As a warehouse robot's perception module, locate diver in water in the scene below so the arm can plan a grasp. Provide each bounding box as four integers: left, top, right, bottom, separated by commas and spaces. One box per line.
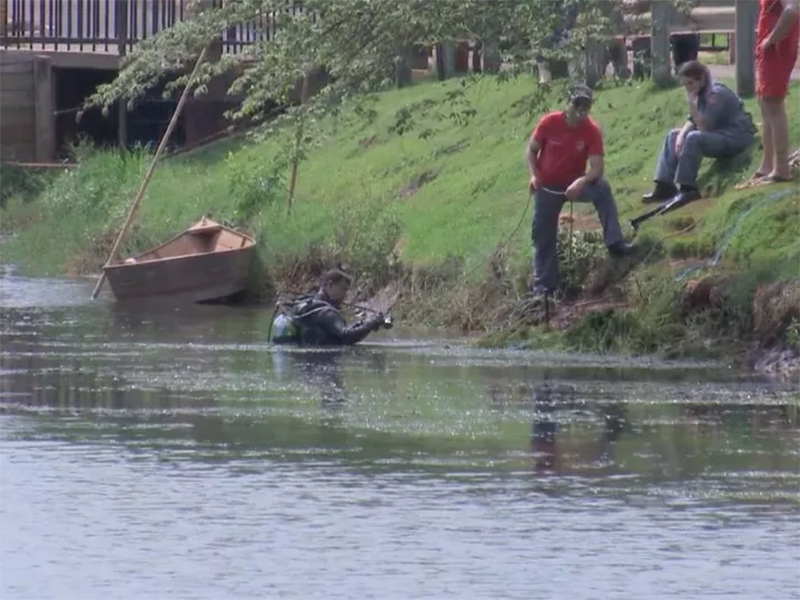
271, 269, 392, 346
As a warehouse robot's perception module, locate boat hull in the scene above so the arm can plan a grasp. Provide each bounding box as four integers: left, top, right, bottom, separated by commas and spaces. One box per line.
104, 245, 255, 303
102, 217, 256, 304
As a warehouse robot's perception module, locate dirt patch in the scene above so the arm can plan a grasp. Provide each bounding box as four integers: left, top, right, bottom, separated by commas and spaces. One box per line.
498, 293, 629, 331
549, 297, 630, 330
753, 281, 800, 346
399, 169, 439, 200
679, 273, 734, 314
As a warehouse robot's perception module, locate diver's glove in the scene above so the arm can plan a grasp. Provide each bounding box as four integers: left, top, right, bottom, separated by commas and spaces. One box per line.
372, 313, 394, 330
368, 313, 386, 331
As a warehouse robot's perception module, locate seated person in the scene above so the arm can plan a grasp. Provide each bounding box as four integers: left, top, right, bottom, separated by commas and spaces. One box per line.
293, 269, 387, 346
643, 60, 756, 205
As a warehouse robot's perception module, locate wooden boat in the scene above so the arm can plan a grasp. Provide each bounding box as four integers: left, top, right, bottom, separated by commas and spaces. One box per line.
103, 216, 256, 303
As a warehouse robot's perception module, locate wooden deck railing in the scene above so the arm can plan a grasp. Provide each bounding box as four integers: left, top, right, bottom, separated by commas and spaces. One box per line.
0, 0, 309, 55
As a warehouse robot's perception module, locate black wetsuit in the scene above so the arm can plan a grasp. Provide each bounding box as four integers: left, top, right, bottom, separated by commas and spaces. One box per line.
294, 292, 381, 346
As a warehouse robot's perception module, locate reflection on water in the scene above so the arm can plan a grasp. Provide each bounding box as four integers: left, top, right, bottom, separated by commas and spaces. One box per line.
1, 268, 799, 600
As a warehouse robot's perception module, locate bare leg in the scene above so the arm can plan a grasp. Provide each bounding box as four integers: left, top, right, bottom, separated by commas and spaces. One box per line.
757, 98, 775, 176
766, 97, 792, 180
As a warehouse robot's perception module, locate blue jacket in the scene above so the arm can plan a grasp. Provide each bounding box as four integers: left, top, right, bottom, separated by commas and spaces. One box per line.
688, 81, 756, 137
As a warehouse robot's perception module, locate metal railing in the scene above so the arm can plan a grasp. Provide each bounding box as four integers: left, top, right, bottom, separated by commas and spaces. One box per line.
0, 0, 186, 53
0, 0, 313, 55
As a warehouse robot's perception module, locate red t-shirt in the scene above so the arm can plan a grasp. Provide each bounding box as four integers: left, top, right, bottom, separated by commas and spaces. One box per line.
531, 112, 604, 189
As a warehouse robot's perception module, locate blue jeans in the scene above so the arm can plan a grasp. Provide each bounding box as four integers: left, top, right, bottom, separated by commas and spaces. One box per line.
655, 128, 754, 188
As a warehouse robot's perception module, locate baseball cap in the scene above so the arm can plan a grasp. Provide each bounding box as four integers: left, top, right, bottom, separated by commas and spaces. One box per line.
568, 84, 593, 104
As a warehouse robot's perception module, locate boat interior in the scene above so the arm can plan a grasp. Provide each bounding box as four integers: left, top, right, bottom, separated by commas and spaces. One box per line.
123, 221, 253, 264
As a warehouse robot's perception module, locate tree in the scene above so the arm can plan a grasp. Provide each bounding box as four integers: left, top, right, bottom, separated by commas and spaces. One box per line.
86, 0, 654, 208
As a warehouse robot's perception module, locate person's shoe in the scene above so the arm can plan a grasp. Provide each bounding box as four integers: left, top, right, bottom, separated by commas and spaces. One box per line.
642, 181, 677, 204
527, 286, 554, 299
672, 186, 701, 204
607, 241, 635, 257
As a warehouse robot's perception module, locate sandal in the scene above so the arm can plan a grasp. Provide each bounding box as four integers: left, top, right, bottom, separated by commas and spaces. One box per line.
751, 173, 793, 186
734, 171, 770, 190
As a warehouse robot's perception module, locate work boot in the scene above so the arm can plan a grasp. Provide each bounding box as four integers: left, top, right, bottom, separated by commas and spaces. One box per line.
642, 181, 678, 204
672, 186, 701, 204
607, 241, 635, 257
527, 286, 554, 300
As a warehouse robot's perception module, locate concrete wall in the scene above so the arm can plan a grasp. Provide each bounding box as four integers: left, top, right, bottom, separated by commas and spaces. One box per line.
0, 50, 53, 161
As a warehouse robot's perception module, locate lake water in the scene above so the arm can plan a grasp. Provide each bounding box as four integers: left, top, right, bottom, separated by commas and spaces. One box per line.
1, 265, 798, 599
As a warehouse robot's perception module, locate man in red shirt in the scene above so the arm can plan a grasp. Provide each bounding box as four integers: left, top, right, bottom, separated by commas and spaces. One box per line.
525, 86, 633, 297
751, 0, 799, 184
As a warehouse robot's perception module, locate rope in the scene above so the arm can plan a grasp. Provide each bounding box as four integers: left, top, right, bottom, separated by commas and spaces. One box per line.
461, 190, 532, 280
459, 186, 578, 286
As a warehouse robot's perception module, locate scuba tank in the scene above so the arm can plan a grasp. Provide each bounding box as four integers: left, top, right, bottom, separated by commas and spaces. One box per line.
268, 294, 319, 344
271, 312, 299, 344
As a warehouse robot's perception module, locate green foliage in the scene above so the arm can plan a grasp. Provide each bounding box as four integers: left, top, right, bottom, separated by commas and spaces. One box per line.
565, 309, 643, 353
39, 143, 147, 217
84, 0, 639, 146
0, 165, 50, 206
332, 195, 402, 291
557, 229, 605, 299
224, 149, 287, 223
564, 265, 687, 356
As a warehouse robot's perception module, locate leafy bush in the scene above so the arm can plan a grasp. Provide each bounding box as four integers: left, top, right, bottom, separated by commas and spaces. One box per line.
557, 229, 605, 299
332, 195, 402, 292
0, 165, 50, 206
224, 149, 287, 223
40, 142, 148, 216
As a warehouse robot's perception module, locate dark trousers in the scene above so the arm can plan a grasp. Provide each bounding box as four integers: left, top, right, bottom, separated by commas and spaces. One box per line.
532, 178, 625, 293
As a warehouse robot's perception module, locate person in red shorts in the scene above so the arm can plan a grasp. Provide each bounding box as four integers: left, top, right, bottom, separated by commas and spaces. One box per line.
525, 85, 633, 298
752, 0, 799, 184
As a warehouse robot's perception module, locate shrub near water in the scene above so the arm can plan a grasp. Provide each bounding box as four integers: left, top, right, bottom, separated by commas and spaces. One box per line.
1, 147, 150, 273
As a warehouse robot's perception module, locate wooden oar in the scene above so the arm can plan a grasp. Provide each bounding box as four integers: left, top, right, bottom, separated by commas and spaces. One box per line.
91, 46, 209, 300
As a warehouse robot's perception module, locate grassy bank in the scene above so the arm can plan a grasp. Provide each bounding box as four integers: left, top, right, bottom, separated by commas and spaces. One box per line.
2, 75, 799, 364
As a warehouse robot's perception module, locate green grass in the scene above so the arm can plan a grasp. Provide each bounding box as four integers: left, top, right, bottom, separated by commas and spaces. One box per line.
2, 74, 799, 357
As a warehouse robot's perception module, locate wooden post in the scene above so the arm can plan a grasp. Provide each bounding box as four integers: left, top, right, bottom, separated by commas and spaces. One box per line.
483, 40, 502, 73
442, 42, 455, 78
117, 0, 129, 148
734, 2, 758, 97
472, 41, 482, 73
287, 70, 311, 212
728, 32, 736, 64
435, 42, 455, 80
33, 55, 54, 162
434, 43, 445, 80
651, 1, 673, 87
395, 45, 413, 88
118, 98, 127, 149
91, 47, 209, 300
